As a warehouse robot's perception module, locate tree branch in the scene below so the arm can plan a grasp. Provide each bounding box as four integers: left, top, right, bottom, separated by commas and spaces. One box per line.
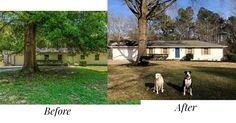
124, 0, 140, 18
146, 0, 176, 19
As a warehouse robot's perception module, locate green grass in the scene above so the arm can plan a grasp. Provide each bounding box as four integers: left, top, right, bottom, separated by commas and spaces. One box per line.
0, 66, 139, 104
108, 61, 236, 100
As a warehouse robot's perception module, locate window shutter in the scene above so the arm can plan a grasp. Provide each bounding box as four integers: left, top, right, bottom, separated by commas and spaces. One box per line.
208, 48, 211, 55
201, 48, 204, 55
153, 48, 155, 54
185, 48, 187, 54
168, 48, 170, 54
160, 48, 163, 54
192, 48, 195, 54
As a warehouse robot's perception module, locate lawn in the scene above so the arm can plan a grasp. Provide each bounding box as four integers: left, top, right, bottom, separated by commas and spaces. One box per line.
108, 61, 236, 100
0, 66, 139, 104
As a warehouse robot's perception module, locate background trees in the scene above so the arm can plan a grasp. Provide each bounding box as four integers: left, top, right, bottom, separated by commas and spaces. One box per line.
0, 11, 107, 73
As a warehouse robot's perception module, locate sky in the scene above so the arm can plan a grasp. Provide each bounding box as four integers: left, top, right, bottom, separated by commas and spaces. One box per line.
109, 0, 235, 19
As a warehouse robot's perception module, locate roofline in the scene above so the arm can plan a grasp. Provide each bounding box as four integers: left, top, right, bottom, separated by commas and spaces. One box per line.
148, 46, 228, 48
111, 46, 227, 48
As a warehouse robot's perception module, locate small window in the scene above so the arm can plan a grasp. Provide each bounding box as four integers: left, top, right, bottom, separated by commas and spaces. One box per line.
188, 48, 192, 54
95, 54, 100, 61
204, 48, 209, 55
44, 54, 49, 60
80, 55, 85, 60
149, 48, 153, 54
163, 48, 168, 54
58, 54, 62, 61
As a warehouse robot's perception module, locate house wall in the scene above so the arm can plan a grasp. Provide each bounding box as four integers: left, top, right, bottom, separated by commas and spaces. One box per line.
9, 53, 107, 66
112, 47, 138, 61
112, 47, 224, 61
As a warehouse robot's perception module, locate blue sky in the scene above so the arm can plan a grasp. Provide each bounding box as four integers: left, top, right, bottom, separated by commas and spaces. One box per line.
109, 0, 234, 19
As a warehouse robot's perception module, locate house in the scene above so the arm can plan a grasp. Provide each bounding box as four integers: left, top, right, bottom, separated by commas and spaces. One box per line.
110, 40, 227, 61
3, 48, 107, 66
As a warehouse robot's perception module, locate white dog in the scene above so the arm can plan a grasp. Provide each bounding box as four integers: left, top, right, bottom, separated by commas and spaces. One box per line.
154, 73, 164, 94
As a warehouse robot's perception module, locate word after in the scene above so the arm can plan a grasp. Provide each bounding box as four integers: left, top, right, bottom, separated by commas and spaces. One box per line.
174, 103, 197, 113
44, 107, 71, 117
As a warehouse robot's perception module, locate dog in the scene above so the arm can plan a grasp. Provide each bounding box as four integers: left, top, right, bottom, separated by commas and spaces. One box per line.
154, 73, 164, 94
182, 71, 193, 96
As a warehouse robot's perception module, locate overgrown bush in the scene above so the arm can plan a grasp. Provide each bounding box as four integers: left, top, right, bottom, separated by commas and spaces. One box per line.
185, 53, 194, 61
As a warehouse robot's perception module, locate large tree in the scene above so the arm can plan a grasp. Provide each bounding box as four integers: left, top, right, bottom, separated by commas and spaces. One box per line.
0, 11, 107, 73
124, 0, 176, 63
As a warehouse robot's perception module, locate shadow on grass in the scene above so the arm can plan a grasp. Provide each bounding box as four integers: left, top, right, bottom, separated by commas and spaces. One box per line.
166, 82, 183, 92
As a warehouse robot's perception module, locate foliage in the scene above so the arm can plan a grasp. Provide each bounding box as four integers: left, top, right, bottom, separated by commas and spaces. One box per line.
176, 7, 194, 40
0, 11, 107, 54
226, 54, 236, 62
185, 53, 194, 61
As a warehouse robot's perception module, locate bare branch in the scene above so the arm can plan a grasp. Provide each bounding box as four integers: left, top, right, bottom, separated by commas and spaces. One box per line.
146, 0, 176, 19
124, 0, 140, 18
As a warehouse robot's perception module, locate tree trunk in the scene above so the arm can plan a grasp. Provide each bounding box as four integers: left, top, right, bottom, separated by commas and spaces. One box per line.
21, 22, 39, 73
136, 0, 148, 63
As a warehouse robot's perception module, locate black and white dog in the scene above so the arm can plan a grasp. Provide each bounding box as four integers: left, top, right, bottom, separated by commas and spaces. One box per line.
182, 71, 193, 96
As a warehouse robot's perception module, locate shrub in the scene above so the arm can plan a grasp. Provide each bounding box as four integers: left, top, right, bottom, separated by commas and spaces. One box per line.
185, 53, 194, 61
226, 54, 236, 62
79, 61, 87, 66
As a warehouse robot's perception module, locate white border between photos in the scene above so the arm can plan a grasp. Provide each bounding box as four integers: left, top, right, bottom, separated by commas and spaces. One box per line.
0, 0, 107, 11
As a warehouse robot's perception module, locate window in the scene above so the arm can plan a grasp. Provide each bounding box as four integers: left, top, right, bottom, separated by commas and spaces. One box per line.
58, 54, 62, 61
44, 54, 49, 61
204, 48, 209, 55
95, 54, 100, 61
80, 55, 85, 60
188, 48, 192, 54
149, 48, 153, 54
163, 48, 168, 54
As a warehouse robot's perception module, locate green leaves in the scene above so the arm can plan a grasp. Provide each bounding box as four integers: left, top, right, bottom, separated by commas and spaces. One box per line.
0, 11, 107, 54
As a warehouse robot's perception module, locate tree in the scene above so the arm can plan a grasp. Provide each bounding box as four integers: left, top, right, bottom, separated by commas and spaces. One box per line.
224, 16, 236, 54
150, 13, 177, 40
176, 7, 194, 40
108, 13, 137, 42
124, 0, 176, 63
196, 7, 224, 43
0, 12, 107, 73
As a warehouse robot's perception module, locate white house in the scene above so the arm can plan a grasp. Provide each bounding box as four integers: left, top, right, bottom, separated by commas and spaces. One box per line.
110, 40, 227, 61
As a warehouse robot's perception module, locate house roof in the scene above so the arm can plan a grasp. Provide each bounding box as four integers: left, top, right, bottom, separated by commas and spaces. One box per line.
147, 40, 227, 48
36, 48, 79, 53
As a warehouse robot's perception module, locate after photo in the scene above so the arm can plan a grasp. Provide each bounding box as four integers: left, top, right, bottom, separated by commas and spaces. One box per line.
108, 0, 236, 100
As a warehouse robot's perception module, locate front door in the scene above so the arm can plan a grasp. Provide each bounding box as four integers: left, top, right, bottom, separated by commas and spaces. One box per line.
175, 48, 180, 58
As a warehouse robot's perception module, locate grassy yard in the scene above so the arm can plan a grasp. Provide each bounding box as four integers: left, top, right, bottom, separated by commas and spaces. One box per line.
108, 61, 236, 100
0, 66, 139, 104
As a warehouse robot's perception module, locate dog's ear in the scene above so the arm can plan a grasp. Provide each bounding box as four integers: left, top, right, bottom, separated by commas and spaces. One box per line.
184, 71, 187, 74
189, 71, 192, 73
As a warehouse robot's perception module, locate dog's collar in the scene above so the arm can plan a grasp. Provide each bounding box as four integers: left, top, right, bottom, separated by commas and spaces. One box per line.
185, 77, 191, 80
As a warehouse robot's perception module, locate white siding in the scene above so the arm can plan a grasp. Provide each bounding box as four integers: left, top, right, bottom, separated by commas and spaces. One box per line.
112, 47, 224, 61
112, 47, 138, 61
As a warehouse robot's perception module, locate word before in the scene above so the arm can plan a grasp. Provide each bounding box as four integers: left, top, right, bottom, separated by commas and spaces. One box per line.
174, 103, 197, 113
44, 107, 71, 117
